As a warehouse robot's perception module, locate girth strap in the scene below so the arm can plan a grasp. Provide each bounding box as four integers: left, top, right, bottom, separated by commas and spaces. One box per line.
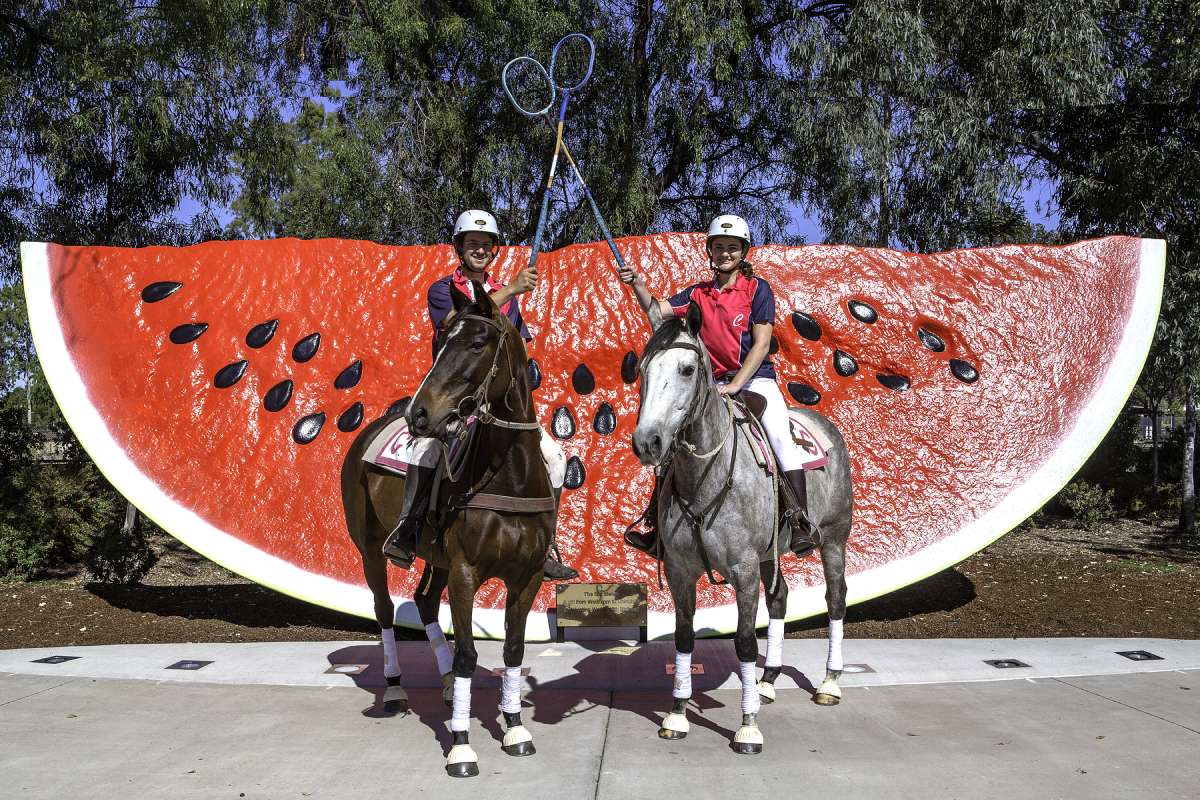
462, 492, 556, 514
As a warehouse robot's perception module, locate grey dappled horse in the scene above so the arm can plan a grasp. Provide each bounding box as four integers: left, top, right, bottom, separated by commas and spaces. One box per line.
631, 303, 853, 754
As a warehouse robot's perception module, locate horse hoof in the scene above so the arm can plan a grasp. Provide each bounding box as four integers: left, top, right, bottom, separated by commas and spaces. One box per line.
502, 740, 536, 757
757, 680, 776, 704
814, 693, 841, 706
502, 724, 535, 757
658, 711, 689, 739
446, 744, 479, 778
733, 724, 763, 754
382, 685, 408, 713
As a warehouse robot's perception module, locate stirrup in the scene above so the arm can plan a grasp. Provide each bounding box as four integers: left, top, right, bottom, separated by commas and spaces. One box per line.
786, 512, 822, 558
382, 521, 418, 569
543, 556, 579, 581
624, 527, 658, 555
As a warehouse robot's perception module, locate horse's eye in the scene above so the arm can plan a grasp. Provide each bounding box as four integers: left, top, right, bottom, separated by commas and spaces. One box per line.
470, 340, 486, 352
680, 365, 696, 377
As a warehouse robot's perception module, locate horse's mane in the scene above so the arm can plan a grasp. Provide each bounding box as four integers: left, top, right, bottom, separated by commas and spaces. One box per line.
641, 315, 688, 360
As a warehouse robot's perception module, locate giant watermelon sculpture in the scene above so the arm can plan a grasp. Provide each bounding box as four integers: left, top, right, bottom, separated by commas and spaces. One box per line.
19, 235, 1163, 639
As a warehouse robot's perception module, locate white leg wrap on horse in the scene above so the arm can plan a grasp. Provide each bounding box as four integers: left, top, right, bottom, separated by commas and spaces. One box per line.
500, 666, 523, 714
672, 651, 693, 699
381, 627, 401, 678
827, 618, 844, 671
450, 676, 472, 732
765, 618, 784, 668
425, 622, 454, 676
740, 661, 761, 715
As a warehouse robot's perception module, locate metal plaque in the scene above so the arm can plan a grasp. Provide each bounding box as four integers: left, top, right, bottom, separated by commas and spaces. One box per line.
1115, 650, 1163, 661
166, 660, 213, 671
555, 583, 647, 629
31, 655, 80, 664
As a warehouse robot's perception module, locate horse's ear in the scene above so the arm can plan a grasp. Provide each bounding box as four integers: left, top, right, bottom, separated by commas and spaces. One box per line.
451, 284, 472, 313
471, 280, 497, 315
648, 301, 666, 330
685, 300, 703, 336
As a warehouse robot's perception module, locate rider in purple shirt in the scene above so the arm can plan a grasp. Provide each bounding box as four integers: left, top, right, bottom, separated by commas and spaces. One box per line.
382, 210, 578, 581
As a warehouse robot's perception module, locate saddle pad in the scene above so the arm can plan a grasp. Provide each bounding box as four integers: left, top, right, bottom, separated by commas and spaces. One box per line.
362, 416, 411, 475
787, 409, 833, 470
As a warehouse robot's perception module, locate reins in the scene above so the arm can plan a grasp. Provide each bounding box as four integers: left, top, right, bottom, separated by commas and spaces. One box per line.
636, 334, 782, 592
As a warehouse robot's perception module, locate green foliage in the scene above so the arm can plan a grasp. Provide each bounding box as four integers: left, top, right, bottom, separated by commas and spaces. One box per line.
84, 510, 157, 585
1057, 480, 1118, 530
0, 408, 130, 580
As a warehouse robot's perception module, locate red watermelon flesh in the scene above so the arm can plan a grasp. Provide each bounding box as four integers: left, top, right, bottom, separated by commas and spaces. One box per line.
19, 235, 1163, 639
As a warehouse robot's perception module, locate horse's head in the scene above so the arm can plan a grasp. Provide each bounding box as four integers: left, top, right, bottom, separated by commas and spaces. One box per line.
632, 300, 710, 467
407, 280, 526, 437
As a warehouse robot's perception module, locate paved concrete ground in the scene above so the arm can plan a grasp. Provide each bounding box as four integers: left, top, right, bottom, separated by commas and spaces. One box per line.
2, 639, 1198, 798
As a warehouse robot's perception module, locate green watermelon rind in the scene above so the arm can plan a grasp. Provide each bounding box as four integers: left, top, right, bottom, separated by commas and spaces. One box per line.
20, 238, 1165, 641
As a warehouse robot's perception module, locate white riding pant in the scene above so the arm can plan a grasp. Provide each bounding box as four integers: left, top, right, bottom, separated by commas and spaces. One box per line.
719, 376, 806, 472
404, 425, 566, 489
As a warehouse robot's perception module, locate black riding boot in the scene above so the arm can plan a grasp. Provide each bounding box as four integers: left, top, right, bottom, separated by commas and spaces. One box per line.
782, 468, 822, 558
543, 487, 579, 581
382, 465, 437, 569
624, 474, 661, 555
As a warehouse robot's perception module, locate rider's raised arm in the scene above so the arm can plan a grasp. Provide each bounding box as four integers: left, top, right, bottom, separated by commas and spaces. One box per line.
617, 264, 673, 323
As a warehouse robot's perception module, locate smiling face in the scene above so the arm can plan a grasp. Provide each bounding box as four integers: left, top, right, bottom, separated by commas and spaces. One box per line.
707, 235, 746, 272
456, 231, 497, 274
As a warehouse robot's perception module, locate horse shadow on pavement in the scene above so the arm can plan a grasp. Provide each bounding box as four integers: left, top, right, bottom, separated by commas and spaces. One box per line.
325, 638, 818, 750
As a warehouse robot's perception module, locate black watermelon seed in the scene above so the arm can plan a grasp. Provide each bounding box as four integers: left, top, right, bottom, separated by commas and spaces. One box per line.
387, 396, 411, 416
292, 332, 321, 363
917, 327, 945, 352
214, 360, 248, 389
876, 373, 910, 391
791, 312, 822, 341
551, 406, 576, 439
621, 351, 638, 384
263, 380, 294, 412
848, 300, 878, 324
833, 350, 858, 377
593, 402, 616, 435
572, 364, 595, 395
169, 322, 208, 344
334, 360, 362, 390
141, 281, 182, 303
337, 402, 364, 432
787, 382, 822, 405
564, 456, 585, 489
246, 319, 279, 349
769, 335, 780, 355
949, 359, 979, 383
527, 358, 542, 390
293, 412, 326, 444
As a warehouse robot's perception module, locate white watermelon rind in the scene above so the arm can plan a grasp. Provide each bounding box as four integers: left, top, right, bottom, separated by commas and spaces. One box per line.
20, 238, 1165, 641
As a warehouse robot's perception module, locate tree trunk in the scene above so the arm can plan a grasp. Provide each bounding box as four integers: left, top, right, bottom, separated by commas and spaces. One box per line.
1180, 381, 1196, 538
1150, 405, 1160, 503
122, 501, 138, 535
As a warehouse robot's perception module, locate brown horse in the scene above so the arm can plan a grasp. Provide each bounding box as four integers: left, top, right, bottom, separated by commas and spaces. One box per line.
340, 281, 554, 778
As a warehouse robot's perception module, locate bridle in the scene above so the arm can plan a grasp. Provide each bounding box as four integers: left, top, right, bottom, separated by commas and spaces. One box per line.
637, 335, 730, 465
440, 311, 541, 437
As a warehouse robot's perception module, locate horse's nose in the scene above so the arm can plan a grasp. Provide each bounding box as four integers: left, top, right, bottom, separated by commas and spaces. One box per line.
407, 404, 429, 435
631, 429, 663, 466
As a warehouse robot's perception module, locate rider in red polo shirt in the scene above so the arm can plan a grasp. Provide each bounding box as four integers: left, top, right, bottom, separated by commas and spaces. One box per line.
381, 209, 578, 581
617, 214, 821, 558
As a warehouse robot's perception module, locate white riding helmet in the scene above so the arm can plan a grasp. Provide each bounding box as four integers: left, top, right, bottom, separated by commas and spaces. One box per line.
705, 214, 752, 251
453, 209, 501, 246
